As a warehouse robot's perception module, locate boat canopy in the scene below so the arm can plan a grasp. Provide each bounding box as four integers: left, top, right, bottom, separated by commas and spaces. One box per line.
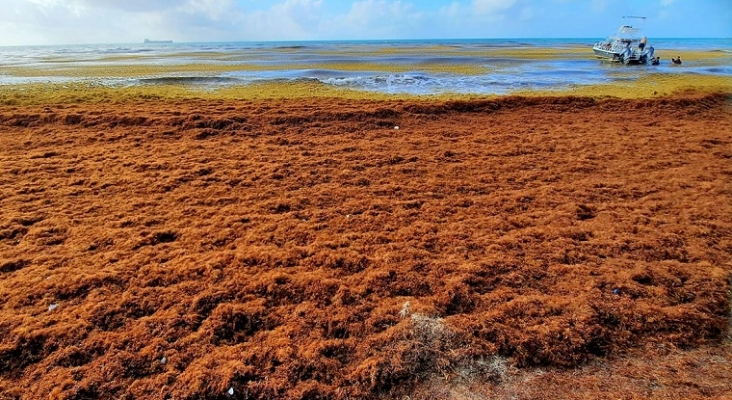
607, 16, 646, 42
617, 25, 641, 38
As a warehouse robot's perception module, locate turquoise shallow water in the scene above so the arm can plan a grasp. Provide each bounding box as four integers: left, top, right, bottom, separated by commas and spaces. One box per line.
0, 38, 729, 95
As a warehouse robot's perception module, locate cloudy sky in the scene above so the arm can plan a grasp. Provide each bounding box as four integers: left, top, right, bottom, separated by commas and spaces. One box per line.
1, 0, 730, 46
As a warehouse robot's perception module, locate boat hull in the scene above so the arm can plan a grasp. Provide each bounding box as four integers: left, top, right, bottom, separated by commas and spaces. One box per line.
593, 47, 622, 62
593, 45, 651, 65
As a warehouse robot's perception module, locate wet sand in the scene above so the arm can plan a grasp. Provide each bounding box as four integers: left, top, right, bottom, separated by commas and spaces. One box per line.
1, 93, 731, 399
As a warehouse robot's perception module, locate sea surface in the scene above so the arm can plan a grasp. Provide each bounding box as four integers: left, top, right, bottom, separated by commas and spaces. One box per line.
0, 38, 730, 95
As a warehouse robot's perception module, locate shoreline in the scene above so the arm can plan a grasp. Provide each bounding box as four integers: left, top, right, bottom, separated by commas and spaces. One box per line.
1, 79, 731, 107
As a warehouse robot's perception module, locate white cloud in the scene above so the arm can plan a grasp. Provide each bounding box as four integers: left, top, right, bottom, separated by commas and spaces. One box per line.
0, 0, 245, 45
237, 0, 327, 40
348, 1, 413, 23
19, 0, 236, 16
21, 0, 85, 15
22, 0, 166, 13
178, 0, 239, 20
86, 0, 172, 11
342, 0, 420, 35
271, 0, 325, 26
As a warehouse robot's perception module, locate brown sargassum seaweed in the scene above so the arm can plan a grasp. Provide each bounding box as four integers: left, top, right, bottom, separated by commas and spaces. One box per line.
0, 93, 731, 399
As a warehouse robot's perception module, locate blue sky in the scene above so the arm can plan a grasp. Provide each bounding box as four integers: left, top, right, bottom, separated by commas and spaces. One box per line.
0, 0, 730, 46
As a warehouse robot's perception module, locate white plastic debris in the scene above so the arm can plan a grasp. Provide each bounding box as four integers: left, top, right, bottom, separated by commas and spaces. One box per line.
399, 301, 411, 319
228, 387, 234, 396
394, 126, 400, 130
48, 303, 58, 312
160, 356, 167, 364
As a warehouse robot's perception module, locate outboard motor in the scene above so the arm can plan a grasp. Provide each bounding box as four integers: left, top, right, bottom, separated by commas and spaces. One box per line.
622, 47, 632, 64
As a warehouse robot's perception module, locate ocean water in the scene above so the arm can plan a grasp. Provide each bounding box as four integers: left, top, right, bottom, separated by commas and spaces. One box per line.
0, 38, 729, 95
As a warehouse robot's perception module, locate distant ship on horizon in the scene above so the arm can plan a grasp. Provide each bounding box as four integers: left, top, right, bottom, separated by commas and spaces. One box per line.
144, 39, 173, 44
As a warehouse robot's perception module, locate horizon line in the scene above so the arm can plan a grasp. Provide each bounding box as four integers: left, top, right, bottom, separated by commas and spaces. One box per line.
1, 37, 730, 48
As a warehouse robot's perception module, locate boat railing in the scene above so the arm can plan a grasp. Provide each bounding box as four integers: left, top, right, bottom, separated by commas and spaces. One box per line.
594, 41, 613, 51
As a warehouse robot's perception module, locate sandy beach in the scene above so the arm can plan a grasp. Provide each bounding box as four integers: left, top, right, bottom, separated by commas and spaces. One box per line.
0, 92, 730, 399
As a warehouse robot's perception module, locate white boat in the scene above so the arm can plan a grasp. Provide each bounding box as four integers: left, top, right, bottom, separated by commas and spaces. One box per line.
593, 17, 654, 64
